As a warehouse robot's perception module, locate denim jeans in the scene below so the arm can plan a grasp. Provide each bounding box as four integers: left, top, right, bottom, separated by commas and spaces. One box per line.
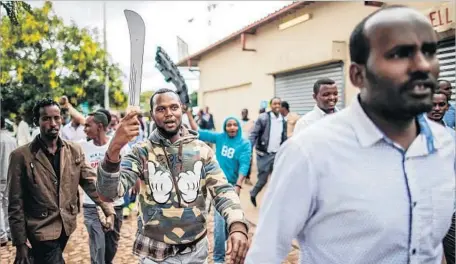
139, 237, 209, 264
213, 210, 228, 263
83, 206, 123, 264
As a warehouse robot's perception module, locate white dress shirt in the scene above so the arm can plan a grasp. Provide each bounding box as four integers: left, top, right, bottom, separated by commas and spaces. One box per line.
267, 112, 283, 153
16, 120, 31, 146
294, 105, 339, 134
246, 96, 455, 264
61, 122, 86, 141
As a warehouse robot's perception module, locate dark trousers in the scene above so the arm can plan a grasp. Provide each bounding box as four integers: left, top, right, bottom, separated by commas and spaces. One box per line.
250, 152, 276, 198
29, 230, 69, 264
83, 205, 123, 264
245, 158, 252, 180
443, 213, 455, 264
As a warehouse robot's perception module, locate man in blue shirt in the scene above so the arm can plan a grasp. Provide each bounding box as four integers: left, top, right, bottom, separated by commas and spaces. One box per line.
440, 79, 455, 129
426, 90, 455, 264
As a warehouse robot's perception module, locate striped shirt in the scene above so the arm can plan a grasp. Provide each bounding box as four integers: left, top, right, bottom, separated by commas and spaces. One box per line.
246, 95, 455, 264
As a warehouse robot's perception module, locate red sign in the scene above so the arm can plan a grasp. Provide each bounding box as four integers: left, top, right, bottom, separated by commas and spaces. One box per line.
426, 4, 455, 32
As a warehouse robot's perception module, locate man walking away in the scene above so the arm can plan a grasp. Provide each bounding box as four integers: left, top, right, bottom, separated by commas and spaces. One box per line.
439, 79, 455, 129
0, 116, 17, 246
80, 111, 130, 264
8, 99, 115, 264
294, 78, 339, 134
186, 109, 252, 264
249, 97, 287, 207
280, 101, 300, 138
246, 6, 454, 264
240, 109, 254, 185
96, 88, 249, 264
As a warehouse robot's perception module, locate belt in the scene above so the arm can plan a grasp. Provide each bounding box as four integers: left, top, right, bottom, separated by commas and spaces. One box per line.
175, 231, 207, 254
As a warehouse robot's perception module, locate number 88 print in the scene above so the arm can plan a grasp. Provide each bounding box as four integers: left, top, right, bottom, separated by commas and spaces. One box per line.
221, 145, 235, 159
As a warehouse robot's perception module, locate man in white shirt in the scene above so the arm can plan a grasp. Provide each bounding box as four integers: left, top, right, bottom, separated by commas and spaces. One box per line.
59, 96, 87, 141
246, 6, 454, 264
0, 116, 17, 246
80, 111, 130, 264
248, 97, 287, 207
294, 78, 339, 134
15, 116, 31, 146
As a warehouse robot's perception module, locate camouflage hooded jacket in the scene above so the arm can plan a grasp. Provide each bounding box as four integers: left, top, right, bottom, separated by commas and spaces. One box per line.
97, 126, 248, 245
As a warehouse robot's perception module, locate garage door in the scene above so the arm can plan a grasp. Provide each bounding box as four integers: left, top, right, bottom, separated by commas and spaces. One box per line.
274, 62, 345, 115
437, 37, 455, 101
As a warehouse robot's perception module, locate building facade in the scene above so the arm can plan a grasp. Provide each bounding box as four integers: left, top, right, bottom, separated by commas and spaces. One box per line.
178, 1, 455, 130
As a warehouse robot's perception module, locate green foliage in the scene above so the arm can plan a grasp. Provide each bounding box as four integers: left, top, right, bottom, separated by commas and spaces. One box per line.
140, 90, 155, 113
0, 1, 127, 123
190, 90, 198, 107
0, 1, 33, 26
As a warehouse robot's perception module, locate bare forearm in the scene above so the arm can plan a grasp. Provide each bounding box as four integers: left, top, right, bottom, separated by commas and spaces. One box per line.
186, 111, 199, 131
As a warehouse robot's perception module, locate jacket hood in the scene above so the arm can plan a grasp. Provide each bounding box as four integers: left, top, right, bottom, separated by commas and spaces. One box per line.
222, 116, 243, 142
149, 125, 198, 146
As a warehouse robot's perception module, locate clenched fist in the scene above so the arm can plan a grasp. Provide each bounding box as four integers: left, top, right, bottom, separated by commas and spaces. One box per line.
148, 162, 173, 203
107, 109, 141, 159
177, 161, 203, 203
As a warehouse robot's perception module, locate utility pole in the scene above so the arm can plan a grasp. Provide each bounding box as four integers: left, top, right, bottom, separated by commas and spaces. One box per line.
103, 1, 109, 110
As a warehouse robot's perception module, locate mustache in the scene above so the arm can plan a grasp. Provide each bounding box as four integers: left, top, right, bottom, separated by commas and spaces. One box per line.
400, 72, 437, 93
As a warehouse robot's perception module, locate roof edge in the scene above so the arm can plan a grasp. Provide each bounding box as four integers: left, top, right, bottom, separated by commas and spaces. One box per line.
177, 1, 311, 67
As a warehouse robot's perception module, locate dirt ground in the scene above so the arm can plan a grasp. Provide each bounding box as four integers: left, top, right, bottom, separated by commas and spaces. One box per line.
1, 204, 298, 264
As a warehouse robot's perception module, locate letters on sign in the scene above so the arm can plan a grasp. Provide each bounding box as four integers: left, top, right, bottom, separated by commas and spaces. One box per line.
427, 4, 455, 32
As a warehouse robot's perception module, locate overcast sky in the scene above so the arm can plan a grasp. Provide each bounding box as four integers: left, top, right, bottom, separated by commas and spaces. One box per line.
28, 1, 292, 93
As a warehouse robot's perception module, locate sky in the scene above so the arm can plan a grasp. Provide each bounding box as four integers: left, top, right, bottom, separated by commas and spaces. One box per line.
28, 1, 293, 94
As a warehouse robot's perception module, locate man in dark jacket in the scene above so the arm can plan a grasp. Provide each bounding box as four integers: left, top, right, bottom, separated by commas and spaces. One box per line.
249, 97, 287, 206
8, 98, 115, 264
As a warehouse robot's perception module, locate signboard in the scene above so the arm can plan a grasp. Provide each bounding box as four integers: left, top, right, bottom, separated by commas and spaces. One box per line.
426, 3, 455, 33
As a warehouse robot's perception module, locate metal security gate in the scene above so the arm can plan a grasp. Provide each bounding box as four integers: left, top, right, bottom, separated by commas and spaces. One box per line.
437, 38, 455, 101
274, 62, 345, 115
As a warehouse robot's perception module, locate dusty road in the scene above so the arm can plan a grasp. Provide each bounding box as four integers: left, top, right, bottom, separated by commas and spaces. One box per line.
0, 210, 298, 264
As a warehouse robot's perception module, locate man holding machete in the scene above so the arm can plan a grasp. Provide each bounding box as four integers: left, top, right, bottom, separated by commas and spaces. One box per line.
96, 88, 249, 264
96, 10, 249, 264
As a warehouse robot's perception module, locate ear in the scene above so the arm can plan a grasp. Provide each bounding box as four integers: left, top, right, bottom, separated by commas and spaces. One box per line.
349, 63, 365, 89
312, 93, 317, 100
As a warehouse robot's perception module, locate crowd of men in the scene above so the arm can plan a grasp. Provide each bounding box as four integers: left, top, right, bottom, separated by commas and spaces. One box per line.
0, 4, 455, 264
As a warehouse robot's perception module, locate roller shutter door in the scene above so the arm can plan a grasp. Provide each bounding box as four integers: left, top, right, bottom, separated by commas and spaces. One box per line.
274, 62, 345, 115
437, 38, 455, 101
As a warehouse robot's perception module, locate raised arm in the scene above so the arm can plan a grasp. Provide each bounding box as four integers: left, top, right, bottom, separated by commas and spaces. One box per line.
186, 109, 219, 143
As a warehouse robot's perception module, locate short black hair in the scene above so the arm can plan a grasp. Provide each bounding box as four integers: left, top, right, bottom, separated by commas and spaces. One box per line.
32, 98, 60, 126
96, 108, 112, 124
434, 90, 450, 103
349, 5, 408, 64
281, 101, 290, 111
149, 88, 181, 110
1, 116, 5, 129
438, 79, 453, 88
88, 111, 110, 128
269, 97, 281, 105
313, 78, 336, 94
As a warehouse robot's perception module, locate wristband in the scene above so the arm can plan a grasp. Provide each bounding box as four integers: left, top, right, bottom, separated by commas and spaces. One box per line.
235, 184, 242, 189
229, 230, 249, 239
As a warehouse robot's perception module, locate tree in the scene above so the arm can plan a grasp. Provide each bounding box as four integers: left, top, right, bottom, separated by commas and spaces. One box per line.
0, 1, 32, 25
0, 1, 127, 123
190, 90, 198, 107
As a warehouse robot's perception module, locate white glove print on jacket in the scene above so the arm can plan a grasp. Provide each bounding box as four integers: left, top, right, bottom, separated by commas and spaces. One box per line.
177, 161, 203, 203
148, 161, 173, 203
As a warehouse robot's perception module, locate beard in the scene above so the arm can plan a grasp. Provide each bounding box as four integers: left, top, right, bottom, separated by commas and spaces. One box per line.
157, 122, 181, 139
364, 66, 435, 121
